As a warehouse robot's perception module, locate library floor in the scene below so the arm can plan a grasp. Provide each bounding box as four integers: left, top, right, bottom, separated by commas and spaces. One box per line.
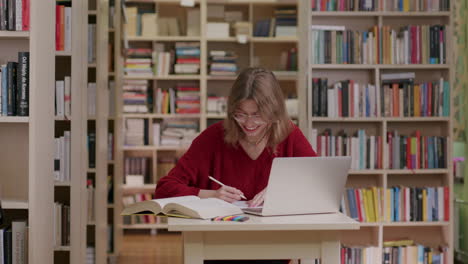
118, 232, 183, 264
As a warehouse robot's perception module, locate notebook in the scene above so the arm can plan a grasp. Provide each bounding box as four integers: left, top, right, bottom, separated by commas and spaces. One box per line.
243, 156, 351, 216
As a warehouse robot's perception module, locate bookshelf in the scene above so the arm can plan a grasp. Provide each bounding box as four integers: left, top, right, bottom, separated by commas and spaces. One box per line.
307, 0, 454, 263
111, 0, 304, 256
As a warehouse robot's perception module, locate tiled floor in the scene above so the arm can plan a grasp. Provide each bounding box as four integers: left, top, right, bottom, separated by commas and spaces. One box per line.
118, 232, 183, 264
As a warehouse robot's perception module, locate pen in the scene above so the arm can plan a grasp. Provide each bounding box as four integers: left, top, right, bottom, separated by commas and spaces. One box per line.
208, 176, 247, 200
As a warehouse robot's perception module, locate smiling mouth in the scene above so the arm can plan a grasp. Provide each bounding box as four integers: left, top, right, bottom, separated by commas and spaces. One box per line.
243, 125, 259, 132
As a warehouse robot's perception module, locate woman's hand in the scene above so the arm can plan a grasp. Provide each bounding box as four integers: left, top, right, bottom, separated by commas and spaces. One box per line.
199, 186, 245, 203
248, 188, 266, 207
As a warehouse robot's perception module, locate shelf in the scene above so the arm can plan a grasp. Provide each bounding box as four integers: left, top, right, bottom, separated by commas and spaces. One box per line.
310, 117, 450, 122
207, 75, 237, 81
0, 31, 30, 38
54, 181, 71, 187
358, 222, 381, 227
251, 37, 298, 43
127, 36, 201, 42
385, 117, 450, 122
88, 63, 97, 68
123, 146, 157, 151
108, 204, 115, 208
109, 72, 115, 76
207, 37, 239, 42
122, 184, 157, 191
382, 221, 450, 227
126, 0, 200, 3
2, 199, 28, 210
109, 28, 115, 32
88, 168, 96, 173
123, 113, 201, 119
55, 116, 70, 121
206, 113, 227, 119
311, 11, 450, 17
88, 221, 96, 225
348, 170, 385, 175
386, 169, 449, 174
54, 246, 71, 251
55, 51, 72, 56
310, 64, 450, 70
120, 224, 168, 229
124, 75, 201, 80
88, 10, 97, 15
0, 116, 29, 123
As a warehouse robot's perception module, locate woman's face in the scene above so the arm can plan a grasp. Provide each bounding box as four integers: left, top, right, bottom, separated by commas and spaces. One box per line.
233, 99, 269, 140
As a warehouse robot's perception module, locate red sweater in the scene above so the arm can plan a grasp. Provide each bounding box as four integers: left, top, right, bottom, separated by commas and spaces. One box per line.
154, 122, 317, 199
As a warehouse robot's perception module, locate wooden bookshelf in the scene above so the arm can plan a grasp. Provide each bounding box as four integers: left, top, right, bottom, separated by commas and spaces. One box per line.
307, 1, 454, 262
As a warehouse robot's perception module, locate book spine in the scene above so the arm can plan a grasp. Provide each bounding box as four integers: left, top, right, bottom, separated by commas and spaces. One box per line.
7, 0, 14, 30
21, 0, 27, 30
7, 62, 17, 116
0, 0, 5, 30
17, 52, 28, 116
14, 0, 20, 30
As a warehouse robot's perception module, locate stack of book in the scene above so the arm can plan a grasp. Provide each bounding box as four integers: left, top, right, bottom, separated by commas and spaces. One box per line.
310, 129, 383, 170
313, 0, 377, 11
124, 118, 147, 146
124, 48, 153, 76
274, 7, 297, 37
55, 76, 71, 119
174, 42, 200, 75
0, 52, 30, 116
341, 245, 380, 264
159, 119, 199, 147
175, 83, 200, 114
209, 50, 238, 76
123, 79, 149, 113
386, 130, 447, 169
54, 131, 71, 183
386, 186, 449, 222
381, 73, 450, 117
312, 78, 379, 118
341, 187, 383, 222
55, 1, 71, 52
311, 25, 447, 64
207, 96, 227, 115
382, 240, 448, 264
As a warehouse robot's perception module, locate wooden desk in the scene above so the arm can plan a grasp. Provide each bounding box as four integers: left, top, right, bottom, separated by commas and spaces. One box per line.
168, 213, 359, 264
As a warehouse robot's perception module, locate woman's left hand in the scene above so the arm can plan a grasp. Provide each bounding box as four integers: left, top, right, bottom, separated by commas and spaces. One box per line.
248, 188, 266, 207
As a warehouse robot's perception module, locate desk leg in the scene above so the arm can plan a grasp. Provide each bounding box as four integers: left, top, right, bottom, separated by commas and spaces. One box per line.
320, 232, 340, 264
183, 232, 204, 264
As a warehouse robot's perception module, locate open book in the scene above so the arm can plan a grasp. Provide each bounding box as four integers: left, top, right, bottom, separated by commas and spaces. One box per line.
120, 196, 243, 220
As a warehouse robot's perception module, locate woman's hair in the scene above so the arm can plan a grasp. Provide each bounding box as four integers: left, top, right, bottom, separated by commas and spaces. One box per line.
223, 67, 292, 150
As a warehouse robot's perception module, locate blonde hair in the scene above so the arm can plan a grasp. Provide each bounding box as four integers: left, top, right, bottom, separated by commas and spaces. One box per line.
223, 67, 292, 151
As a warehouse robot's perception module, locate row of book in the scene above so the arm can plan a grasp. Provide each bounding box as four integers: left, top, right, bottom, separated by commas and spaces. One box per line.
341, 186, 449, 223
0, 0, 29, 31
312, 78, 379, 118
253, 7, 297, 37
55, 76, 71, 119
124, 157, 152, 184
154, 84, 200, 114
387, 131, 447, 169
123, 79, 149, 113
311, 75, 450, 118
54, 131, 71, 183
0, 52, 29, 116
381, 73, 450, 118
56, 2, 71, 52
382, 240, 448, 264
313, 0, 450, 11
54, 202, 70, 247
125, 48, 153, 76
0, 221, 27, 264
310, 129, 383, 170
209, 50, 237, 76
311, 25, 446, 65
340, 246, 380, 264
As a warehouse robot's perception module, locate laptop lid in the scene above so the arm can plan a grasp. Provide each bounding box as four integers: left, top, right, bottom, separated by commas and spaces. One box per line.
260, 156, 351, 216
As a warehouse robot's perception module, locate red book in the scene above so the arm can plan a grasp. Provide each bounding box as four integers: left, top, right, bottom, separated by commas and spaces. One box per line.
349, 80, 354, 117
355, 189, 363, 222
411, 26, 416, 64
341, 247, 346, 264
176, 58, 200, 64
56, 5, 61, 51
22, 0, 30, 31
317, 135, 322, 156
444, 186, 449, 221
415, 130, 421, 169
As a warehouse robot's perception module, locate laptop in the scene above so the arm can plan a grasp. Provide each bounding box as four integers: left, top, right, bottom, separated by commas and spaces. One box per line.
242, 156, 351, 216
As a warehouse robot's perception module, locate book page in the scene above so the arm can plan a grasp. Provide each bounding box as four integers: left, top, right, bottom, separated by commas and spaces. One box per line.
121, 195, 199, 215
156, 195, 199, 208
163, 198, 243, 219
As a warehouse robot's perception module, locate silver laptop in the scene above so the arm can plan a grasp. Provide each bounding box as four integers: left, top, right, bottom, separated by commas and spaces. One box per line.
243, 156, 351, 216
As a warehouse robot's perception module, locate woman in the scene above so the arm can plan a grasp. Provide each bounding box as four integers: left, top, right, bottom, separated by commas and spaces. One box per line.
155, 67, 316, 263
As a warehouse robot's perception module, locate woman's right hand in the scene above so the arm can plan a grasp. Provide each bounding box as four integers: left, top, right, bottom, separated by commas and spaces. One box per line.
213, 186, 245, 203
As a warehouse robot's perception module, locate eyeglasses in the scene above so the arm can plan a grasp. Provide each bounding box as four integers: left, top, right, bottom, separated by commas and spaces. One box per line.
232, 112, 268, 125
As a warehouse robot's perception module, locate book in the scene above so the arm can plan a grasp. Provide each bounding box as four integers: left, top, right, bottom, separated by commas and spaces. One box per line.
121, 195, 243, 220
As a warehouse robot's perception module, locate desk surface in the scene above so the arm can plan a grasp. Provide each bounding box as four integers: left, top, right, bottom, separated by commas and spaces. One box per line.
168, 212, 359, 232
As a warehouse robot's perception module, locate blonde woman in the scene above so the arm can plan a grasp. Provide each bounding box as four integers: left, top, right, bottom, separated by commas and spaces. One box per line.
155, 67, 317, 209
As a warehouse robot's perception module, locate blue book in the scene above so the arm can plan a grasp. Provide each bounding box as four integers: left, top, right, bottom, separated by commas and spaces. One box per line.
434, 188, 439, 221
417, 245, 424, 264
347, 189, 358, 220
390, 188, 394, 222
395, 187, 400, 221
1, 65, 7, 115
365, 85, 370, 117
432, 253, 441, 264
